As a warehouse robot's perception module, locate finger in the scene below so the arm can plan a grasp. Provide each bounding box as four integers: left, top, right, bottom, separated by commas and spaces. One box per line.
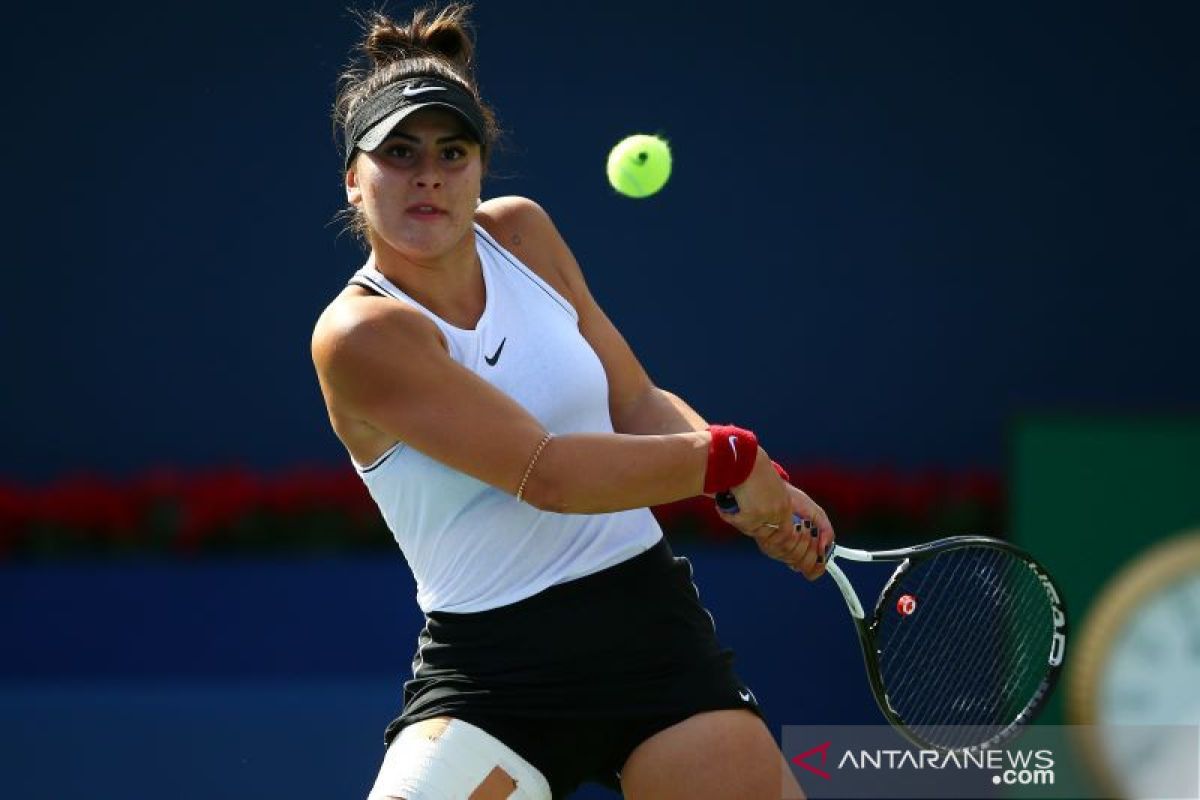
763, 526, 794, 563
793, 503, 833, 551
752, 524, 789, 556
717, 509, 764, 536
786, 486, 821, 518
790, 493, 831, 529
760, 523, 799, 569
793, 530, 821, 577
782, 529, 810, 571
800, 516, 830, 578
751, 507, 791, 538
815, 528, 835, 565
718, 492, 786, 532
792, 517, 818, 544
805, 536, 828, 579
762, 498, 796, 536
787, 525, 812, 564
810, 504, 834, 540
763, 515, 801, 546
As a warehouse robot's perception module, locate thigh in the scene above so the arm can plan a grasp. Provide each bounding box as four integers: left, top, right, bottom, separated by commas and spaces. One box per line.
366, 716, 552, 800
619, 709, 805, 800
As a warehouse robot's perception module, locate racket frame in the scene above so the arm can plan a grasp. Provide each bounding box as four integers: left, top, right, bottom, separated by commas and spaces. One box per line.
711, 492, 1067, 750
826, 536, 1068, 752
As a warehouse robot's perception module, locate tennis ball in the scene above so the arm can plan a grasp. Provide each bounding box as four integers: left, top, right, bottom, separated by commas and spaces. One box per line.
606, 134, 672, 198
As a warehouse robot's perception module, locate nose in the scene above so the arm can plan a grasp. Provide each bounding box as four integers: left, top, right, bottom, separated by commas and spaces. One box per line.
413, 153, 443, 189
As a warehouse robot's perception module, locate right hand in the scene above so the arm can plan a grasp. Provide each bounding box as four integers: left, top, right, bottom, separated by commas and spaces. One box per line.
715, 448, 819, 576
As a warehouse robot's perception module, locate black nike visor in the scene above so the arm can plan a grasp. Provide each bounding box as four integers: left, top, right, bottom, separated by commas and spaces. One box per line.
343, 75, 488, 170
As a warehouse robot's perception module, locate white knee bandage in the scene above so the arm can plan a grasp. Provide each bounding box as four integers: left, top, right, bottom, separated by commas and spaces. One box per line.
366, 717, 552, 800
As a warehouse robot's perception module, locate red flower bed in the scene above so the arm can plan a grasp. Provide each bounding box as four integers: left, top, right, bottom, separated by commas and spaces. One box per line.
0, 467, 387, 558
651, 463, 1004, 548
0, 462, 1003, 559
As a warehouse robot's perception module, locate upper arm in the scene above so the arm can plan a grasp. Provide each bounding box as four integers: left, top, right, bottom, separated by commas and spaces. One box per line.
476, 197, 656, 430
311, 299, 549, 493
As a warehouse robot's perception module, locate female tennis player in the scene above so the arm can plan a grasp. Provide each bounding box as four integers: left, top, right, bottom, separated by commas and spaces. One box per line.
312, 5, 834, 798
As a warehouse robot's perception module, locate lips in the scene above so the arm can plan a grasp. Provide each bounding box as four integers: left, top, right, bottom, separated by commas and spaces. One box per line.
405, 202, 446, 216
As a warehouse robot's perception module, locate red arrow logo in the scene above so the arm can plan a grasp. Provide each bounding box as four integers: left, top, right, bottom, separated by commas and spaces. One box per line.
791, 741, 832, 780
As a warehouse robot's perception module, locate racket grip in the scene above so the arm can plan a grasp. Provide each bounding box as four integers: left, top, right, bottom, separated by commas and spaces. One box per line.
714, 491, 739, 514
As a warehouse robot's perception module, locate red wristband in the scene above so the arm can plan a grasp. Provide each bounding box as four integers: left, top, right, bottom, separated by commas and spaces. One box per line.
704, 425, 759, 494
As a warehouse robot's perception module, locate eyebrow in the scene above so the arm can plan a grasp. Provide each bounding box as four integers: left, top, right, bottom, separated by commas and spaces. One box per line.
385, 132, 473, 145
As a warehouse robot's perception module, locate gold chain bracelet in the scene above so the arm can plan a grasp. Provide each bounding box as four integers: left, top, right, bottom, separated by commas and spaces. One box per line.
516, 433, 553, 503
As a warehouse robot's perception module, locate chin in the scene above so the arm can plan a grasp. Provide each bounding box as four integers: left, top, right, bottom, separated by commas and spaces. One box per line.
385, 221, 470, 259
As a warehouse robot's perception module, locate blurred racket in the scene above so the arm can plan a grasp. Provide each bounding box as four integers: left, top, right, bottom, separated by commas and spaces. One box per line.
716, 491, 1067, 751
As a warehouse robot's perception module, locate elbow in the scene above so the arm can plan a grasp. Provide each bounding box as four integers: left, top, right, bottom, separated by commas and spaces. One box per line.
515, 438, 612, 514
519, 468, 572, 514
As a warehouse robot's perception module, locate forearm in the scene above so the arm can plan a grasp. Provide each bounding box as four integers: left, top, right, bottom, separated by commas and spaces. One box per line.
521, 430, 710, 514
612, 386, 709, 435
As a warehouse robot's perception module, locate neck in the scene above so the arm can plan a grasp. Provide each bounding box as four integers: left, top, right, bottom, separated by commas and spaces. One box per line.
371, 227, 485, 329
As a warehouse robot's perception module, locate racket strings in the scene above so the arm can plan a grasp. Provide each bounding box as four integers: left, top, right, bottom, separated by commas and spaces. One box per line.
883, 550, 1020, 748
931, 553, 1045, 730
913, 551, 1049, 742
883, 547, 1003, 702
991, 582, 1046, 699
882, 546, 980, 686
895, 551, 1050, 745
874, 546, 1055, 749
882, 549, 1012, 740
931, 556, 1049, 748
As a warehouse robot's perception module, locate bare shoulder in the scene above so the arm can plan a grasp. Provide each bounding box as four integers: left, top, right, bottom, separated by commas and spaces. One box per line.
311, 288, 442, 378
475, 195, 553, 241
311, 288, 450, 465
475, 195, 582, 306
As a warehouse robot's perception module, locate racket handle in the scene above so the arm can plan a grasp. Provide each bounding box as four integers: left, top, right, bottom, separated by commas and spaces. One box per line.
714, 491, 740, 514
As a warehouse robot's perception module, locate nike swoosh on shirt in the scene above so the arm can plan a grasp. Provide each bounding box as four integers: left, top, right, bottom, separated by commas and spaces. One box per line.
485, 338, 506, 366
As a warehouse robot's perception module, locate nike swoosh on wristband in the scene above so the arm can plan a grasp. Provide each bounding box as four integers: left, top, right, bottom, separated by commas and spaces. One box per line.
401, 85, 447, 97
484, 338, 506, 366
728, 435, 739, 461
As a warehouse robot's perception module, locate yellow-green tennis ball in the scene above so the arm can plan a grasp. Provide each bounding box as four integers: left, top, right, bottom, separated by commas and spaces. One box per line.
606, 134, 672, 198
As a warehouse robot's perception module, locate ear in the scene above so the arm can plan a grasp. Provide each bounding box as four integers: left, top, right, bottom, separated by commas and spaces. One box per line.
345, 164, 363, 207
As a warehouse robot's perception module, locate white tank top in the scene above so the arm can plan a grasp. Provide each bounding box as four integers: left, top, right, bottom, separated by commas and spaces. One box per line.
348, 223, 663, 613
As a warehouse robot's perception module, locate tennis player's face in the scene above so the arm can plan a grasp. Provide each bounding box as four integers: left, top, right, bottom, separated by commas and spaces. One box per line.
348, 107, 483, 261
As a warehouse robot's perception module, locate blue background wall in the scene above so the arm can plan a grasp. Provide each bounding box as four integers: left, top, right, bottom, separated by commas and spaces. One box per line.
2, 1, 1197, 797
5, 1, 1196, 480
0, 543, 889, 797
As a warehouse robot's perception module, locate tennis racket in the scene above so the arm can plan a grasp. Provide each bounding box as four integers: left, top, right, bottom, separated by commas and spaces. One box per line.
715, 492, 1067, 752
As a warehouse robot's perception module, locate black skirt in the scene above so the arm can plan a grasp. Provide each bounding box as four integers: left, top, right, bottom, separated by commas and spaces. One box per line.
384, 536, 763, 796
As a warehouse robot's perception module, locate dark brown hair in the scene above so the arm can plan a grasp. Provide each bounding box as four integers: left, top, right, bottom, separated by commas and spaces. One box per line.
333, 3, 501, 243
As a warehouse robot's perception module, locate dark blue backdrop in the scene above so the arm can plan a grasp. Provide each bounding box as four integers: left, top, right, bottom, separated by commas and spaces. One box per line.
0, 542, 889, 798
5, 1, 1196, 481
3, 5, 1197, 798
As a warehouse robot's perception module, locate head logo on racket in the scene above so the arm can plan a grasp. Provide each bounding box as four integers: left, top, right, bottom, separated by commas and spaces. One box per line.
712, 491, 1067, 751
